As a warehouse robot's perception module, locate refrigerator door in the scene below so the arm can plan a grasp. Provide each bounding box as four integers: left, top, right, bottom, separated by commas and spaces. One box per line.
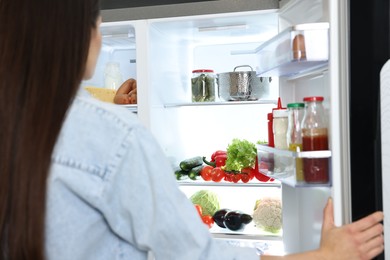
380, 60, 390, 256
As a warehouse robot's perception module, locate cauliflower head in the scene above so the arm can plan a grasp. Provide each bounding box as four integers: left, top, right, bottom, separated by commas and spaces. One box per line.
253, 197, 282, 233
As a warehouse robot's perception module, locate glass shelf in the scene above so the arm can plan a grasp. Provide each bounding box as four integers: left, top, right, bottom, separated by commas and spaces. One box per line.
256, 144, 332, 187
177, 179, 281, 188
164, 99, 277, 108
255, 22, 329, 77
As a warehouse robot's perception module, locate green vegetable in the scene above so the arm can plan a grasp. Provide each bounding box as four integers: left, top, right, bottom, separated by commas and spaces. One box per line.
188, 165, 204, 180
252, 197, 282, 233
224, 139, 257, 172
174, 168, 188, 180
179, 156, 203, 171
190, 190, 220, 216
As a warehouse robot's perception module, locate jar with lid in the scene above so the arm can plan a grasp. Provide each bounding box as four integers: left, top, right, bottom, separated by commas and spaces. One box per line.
191, 69, 215, 102
286, 102, 305, 182
301, 96, 329, 183
104, 62, 123, 90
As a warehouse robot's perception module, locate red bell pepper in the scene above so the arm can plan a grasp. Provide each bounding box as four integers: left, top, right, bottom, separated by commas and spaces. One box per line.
211, 150, 227, 162
203, 154, 227, 168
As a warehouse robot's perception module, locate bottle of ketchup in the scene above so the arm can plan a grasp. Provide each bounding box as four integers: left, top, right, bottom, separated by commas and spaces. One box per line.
301, 96, 329, 183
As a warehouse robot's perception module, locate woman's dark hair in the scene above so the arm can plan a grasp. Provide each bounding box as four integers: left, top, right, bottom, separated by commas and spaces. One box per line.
0, 0, 100, 258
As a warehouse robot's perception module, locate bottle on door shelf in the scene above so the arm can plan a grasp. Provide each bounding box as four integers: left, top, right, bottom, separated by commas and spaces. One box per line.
301, 96, 329, 184
272, 98, 288, 173
286, 102, 305, 182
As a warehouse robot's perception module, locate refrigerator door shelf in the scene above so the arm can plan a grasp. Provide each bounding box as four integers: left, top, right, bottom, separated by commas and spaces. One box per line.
257, 144, 332, 187
256, 22, 329, 77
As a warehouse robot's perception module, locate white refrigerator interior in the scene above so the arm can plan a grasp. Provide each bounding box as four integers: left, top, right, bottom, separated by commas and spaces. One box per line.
81, 0, 350, 255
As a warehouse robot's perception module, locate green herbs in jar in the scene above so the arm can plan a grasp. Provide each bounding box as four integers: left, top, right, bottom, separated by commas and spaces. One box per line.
191, 69, 215, 102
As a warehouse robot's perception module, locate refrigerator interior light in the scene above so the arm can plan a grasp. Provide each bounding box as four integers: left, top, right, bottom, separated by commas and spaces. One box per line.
198, 24, 248, 32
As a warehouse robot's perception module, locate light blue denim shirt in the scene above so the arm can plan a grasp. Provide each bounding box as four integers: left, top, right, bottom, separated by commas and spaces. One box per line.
45, 92, 259, 260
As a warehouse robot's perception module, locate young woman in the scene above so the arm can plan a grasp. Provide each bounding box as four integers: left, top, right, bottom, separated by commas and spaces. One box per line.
0, 0, 384, 259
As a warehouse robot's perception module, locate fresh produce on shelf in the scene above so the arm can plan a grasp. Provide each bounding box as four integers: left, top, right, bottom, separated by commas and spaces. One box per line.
203, 154, 227, 168
212, 208, 230, 228
210, 167, 225, 182
175, 156, 205, 181
210, 150, 227, 162
212, 209, 253, 231
190, 190, 220, 216
174, 168, 189, 180
188, 165, 204, 180
179, 156, 203, 171
200, 165, 213, 181
252, 197, 282, 233
201, 215, 214, 229
224, 139, 257, 172
193, 204, 214, 229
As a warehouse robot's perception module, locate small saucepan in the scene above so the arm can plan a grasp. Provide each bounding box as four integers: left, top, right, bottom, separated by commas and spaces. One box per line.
217, 65, 271, 101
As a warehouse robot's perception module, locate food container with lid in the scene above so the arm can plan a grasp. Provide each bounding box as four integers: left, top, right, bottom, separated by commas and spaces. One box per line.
191, 69, 215, 102
217, 65, 271, 101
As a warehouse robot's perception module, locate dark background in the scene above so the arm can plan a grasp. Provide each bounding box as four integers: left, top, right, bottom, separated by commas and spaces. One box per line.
100, 0, 215, 9
349, 0, 389, 259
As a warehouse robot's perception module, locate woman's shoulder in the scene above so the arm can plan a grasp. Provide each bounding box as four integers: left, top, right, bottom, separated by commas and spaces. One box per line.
52, 95, 147, 176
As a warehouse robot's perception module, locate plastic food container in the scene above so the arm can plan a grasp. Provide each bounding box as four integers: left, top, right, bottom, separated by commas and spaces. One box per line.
256, 22, 329, 77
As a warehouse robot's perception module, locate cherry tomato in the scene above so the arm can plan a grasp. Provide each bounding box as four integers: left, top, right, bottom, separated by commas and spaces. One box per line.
194, 204, 203, 217
211, 167, 225, 182
200, 165, 213, 181
201, 215, 214, 229
240, 173, 250, 183
241, 167, 255, 180
232, 174, 241, 183
224, 172, 233, 182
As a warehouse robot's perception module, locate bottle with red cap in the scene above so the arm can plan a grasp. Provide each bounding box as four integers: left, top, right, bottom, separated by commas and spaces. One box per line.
301, 96, 329, 183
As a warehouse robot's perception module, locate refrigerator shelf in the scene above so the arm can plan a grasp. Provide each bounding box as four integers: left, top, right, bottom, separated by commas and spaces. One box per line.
255, 22, 329, 77
257, 144, 332, 188
177, 179, 281, 188
164, 99, 278, 108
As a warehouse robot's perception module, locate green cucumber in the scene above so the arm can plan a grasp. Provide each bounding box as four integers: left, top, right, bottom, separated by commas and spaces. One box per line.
188, 165, 204, 180
179, 156, 203, 171
174, 168, 189, 180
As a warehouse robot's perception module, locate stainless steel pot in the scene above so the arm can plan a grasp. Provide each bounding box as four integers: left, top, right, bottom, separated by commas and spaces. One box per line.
217, 65, 271, 101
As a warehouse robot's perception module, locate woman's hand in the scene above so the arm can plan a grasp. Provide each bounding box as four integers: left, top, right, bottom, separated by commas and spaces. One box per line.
114, 78, 137, 104
318, 197, 384, 260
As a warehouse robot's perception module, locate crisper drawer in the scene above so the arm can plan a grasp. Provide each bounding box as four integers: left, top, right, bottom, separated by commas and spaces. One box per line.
255, 22, 329, 77
256, 144, 332, 187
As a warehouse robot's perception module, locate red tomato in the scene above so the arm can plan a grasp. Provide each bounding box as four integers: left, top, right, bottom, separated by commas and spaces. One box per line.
224, 172, 233, 182
241, 167, 255, 180
232, 174, 241, 183
211, 167, 225, 182
194, 204, 203, 217
201, 215, 214, 229
200, 165, 213, 181
240, 173, 250, 183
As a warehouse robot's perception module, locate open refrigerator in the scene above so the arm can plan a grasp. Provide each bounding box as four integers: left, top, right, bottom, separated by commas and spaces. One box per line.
81, 0, 379, 256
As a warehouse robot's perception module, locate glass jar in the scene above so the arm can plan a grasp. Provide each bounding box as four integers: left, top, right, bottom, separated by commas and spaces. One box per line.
104, 62, 123, 90
301, 96, 329, 183
191, 69, 215, 102
286, 102, 305, 182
